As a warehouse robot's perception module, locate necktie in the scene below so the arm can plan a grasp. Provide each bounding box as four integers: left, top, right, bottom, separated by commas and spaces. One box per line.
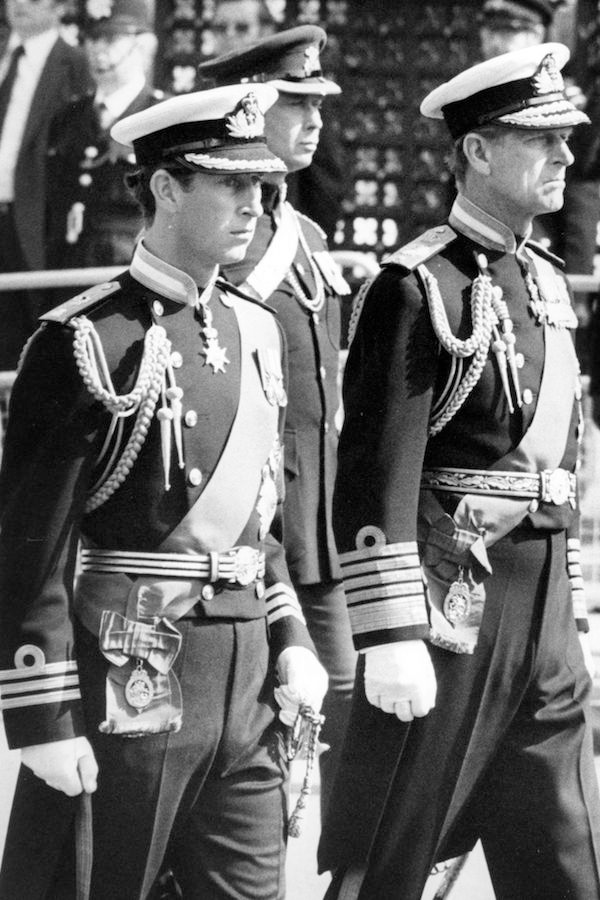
0, 45, 25, 136
94, 100, 112, 132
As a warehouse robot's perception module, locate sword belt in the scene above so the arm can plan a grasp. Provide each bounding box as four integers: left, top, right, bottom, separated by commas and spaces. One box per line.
80, 546, 266, 586
421, 466, 577, 508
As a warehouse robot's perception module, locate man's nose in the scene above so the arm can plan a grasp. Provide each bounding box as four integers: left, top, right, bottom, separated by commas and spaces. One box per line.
242, 184, 263, 217
559, 140, 575, 167
307, 106, 322, 130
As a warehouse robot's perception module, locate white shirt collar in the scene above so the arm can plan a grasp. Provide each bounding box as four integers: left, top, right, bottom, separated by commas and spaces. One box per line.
96, 74, 146, 123
10, 28, 59, 60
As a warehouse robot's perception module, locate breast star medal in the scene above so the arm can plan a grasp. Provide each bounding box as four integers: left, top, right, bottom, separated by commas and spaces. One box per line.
203, 337, 230, 374
199, 310, 229, 374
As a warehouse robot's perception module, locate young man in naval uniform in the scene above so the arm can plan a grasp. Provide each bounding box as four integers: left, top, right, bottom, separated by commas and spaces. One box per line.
319, 43, 600, 900
198, 25, 356, 818
0, 84, 327, 900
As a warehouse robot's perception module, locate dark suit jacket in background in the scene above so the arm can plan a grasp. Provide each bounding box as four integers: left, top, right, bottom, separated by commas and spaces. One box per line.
11, 35, 90, 272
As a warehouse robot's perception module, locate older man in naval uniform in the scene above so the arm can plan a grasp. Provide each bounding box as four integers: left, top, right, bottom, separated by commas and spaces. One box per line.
319, 43, 600, 900
0, 84, 326, 900
198, 25, 356, 818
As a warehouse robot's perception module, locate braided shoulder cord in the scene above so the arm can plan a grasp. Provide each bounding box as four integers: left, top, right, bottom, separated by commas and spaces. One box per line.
72, 317, 166, 414
71, 317, 171, 513
347, 275, 377, 347
417, 264, 496, 436
418, 264, 493, 358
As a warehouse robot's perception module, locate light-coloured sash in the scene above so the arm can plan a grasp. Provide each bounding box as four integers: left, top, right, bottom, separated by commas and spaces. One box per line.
242, 201, 299, 301
159, 297, 281, 553
451, 324, 578, 545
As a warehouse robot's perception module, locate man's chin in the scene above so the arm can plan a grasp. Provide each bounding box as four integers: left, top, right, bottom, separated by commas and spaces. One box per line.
538, 190, 565, 215
224, 243, 252, 265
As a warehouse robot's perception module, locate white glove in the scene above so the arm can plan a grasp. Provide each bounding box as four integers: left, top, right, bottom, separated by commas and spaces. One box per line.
66, 202, 84, 244
579, 631, 596, 681
274, 646, 328, 726
363, 640, 437, 721
21, 736, 98, 797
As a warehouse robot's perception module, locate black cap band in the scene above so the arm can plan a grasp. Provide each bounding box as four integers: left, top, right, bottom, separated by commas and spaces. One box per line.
442, 75, 566, 139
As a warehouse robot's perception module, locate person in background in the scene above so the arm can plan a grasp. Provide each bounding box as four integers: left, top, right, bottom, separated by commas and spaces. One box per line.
319, 42, 600, 899
199, 25, 356, 819
479, 0, 551, 57
0, 0, 90, 370
479, 0, 600, 278
46, 0, 163, 273
589, 299, 600, 428
204, 0, 348, 242
208, 0, 276, 56
0, 83, 327, 899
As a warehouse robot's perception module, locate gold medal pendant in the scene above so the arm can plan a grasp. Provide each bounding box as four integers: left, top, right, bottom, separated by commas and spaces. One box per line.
125, 658, 154, 712
443, 567, 472, 624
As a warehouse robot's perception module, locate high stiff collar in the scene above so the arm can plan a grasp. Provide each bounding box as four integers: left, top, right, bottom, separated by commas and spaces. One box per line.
130, 239, 217, 307
449, 194, 531, 255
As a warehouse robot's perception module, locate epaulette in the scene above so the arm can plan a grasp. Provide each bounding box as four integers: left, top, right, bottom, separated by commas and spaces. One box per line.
40, 281, 122, 326
381, 225, 457, 272
215, 277, 277, 315
295, 210, 327, 241
524, 238, 565, 270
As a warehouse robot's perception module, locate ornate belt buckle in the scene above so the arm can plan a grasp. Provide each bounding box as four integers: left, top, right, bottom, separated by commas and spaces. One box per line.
541, 468, 570, 506
230, 546, 259, 586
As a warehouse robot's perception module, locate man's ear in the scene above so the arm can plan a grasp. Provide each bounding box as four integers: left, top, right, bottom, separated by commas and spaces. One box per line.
462, 131, 493, 176
150, 168, 180, 214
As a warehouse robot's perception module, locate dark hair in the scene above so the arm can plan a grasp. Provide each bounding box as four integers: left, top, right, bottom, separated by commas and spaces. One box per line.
125, 163, 197, 223
448, 124, 509, 186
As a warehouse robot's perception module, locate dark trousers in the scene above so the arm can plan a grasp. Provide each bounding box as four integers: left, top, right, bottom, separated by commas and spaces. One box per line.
0, 617, 288, 900
324, 529, 600, 900
298, 580, 356, 819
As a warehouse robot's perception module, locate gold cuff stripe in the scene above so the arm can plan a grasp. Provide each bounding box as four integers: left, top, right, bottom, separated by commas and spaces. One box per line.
349, 595, 428, 634
339, 541, 419, 565
1, 687, 81, 710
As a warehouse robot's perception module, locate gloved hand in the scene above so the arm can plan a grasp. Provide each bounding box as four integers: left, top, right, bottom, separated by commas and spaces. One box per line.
579, 631, 596, 681
21, 736, 98, 796
363, 640, 437, 721
274, 646, 328, 726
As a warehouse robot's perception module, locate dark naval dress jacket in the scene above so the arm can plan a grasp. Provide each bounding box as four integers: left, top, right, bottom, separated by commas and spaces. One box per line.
319, 193, 588, 872
46, 84, 165, 270
0, 240, 313, 750
223, 183, 349, 586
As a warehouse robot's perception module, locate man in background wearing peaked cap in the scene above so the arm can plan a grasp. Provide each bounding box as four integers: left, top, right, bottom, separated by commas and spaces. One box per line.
479, 0, 557, 57
0, 83, 327, 899
319, 42, 600, 900
46, 0, 164, 279
479, 0, 600, 280
199, 25, 357, 823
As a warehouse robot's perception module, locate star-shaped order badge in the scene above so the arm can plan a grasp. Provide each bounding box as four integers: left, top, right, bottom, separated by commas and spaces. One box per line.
203, 339, 230, 374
